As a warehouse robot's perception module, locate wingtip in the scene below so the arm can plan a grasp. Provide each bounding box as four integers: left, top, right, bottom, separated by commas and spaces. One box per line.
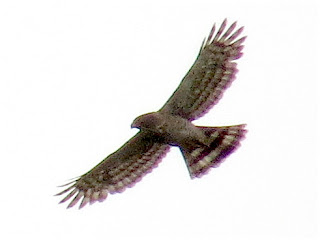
79, 197, 90, 209
222, 18, 228, 25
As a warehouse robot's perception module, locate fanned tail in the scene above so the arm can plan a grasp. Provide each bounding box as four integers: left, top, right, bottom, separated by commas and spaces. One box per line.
180, 124, 247, 178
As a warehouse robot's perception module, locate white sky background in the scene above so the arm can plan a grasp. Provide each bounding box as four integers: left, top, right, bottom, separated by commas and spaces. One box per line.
0, 0, 319, 239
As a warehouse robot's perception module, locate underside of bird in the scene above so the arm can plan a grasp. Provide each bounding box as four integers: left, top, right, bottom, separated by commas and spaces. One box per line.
56, 18, 247, 209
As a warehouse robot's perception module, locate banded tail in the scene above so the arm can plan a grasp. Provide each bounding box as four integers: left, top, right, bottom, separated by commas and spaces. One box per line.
180, 124, 246, 178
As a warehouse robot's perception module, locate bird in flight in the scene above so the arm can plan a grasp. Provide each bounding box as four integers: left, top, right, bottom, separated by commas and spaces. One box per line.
56, 19, 247, 209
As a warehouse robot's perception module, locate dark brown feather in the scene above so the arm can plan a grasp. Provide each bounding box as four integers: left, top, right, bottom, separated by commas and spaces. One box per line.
160, 19, 245, 121
56, 132, 170, 208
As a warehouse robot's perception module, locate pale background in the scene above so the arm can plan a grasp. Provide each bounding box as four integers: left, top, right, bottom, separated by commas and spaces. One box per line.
0, 0, 319, 239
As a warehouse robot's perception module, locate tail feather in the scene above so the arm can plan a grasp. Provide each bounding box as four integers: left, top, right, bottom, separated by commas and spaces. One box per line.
180, 124, 246, 179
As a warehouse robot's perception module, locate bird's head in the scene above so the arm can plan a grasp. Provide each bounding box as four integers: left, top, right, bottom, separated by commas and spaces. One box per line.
131, 112, 164, 133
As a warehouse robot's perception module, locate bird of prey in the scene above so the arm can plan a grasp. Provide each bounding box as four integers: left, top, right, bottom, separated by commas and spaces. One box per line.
56, 19, 247, 209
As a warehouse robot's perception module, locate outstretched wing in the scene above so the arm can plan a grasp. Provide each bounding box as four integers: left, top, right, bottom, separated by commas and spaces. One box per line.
160, 19, 246, 121
56, 132, 170, 209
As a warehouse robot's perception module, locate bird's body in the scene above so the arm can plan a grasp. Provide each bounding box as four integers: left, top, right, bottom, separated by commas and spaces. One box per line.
132, 112, 210, 149
57, 19, 247, 209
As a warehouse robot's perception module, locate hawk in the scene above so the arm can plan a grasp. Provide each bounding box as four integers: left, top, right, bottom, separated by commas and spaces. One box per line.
57, 19, 247, 209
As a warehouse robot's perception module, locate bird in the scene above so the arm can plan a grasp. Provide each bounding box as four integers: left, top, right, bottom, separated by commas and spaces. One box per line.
56, 19, 247, 209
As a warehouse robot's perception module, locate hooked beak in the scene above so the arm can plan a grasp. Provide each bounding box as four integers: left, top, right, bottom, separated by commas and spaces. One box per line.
131, 119, 139, 129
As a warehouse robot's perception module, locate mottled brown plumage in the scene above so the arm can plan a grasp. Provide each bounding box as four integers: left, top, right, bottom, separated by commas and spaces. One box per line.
56, 19, 247, 209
